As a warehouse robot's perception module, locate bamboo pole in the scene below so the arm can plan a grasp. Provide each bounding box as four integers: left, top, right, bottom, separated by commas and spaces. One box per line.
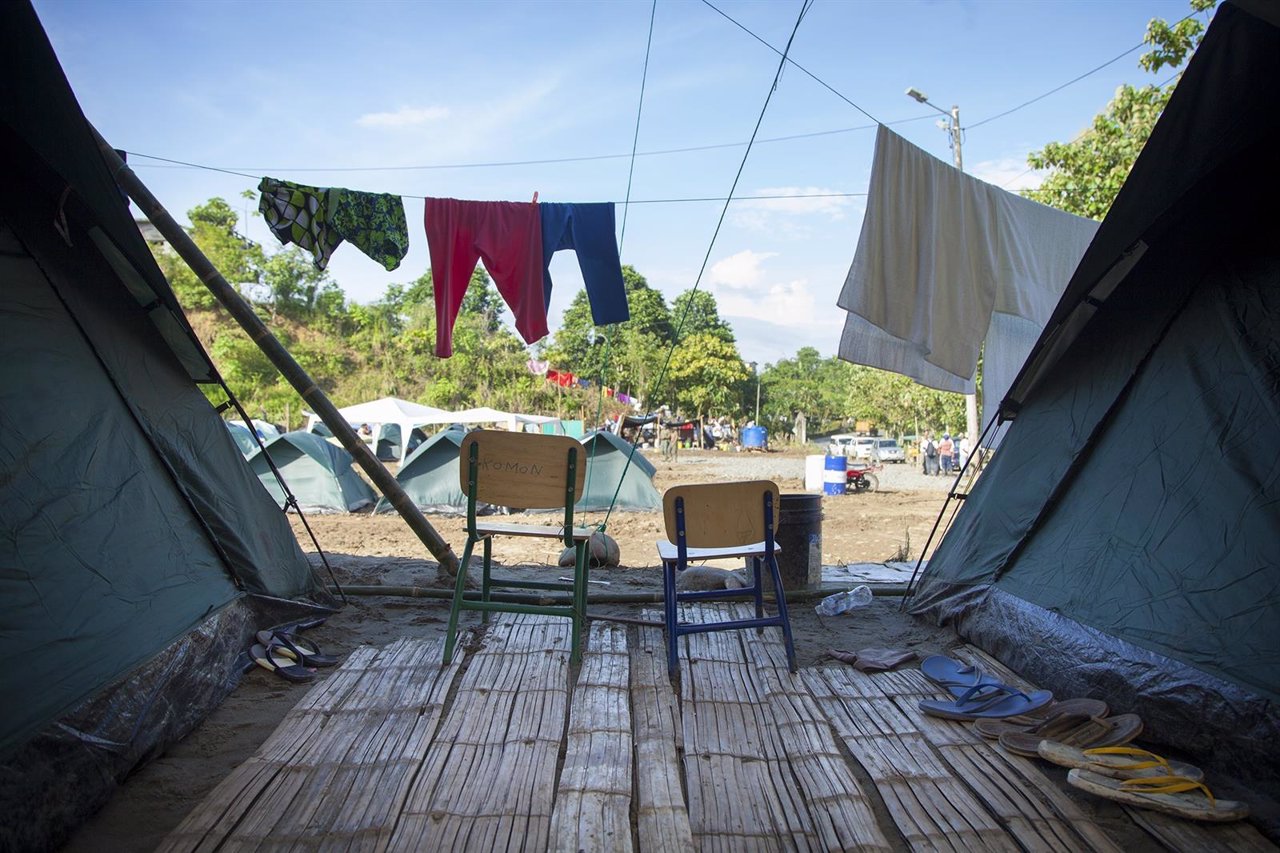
94, 132, 459, 576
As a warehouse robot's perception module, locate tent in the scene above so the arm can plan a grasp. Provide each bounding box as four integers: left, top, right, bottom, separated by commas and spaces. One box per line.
577, 431, 661, 511
0, 4, 329, 848
305, 396, 454, 460
249, 432, 378, 513
226, 420, 259, 455
375, 425, 472, 514
909, 0, 1280, 789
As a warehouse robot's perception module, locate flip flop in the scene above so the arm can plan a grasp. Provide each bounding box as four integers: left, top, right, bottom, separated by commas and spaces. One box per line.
974, 698, 1111, 739
1067, 769, 1248, 822
920, 654, 1002, 697
1037, 744, 1203, 781
250, 643, 315, 683
998, 713, 1143, 757
918, 682, 1054, 720
256, 629, 339, 667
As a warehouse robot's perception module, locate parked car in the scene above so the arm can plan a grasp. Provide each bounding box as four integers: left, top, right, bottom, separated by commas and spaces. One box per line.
873, 437, 905, 463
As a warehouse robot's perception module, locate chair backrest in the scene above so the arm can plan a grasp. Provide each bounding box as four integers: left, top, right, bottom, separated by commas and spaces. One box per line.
459, 430, 587, 509
662, 480, 781, 548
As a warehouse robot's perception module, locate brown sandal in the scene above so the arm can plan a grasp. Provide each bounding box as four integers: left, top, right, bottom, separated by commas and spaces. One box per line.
998, 713, 1143, 757
974, 698, 1109, 739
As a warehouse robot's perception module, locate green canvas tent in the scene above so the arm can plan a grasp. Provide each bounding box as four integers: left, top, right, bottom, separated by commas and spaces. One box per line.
909, 0, 1280, 793
250, 432, 378, 513
0, 4, 330, 848
577, 430, 661, 511
375, 426, 471, 514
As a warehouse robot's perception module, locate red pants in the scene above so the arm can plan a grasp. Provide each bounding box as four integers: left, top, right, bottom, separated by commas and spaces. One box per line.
424, 198, 548, 357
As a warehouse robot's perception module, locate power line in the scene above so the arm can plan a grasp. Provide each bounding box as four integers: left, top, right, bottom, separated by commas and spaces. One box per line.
968, 9, 1204, 130
700, 0, 880, 124
619, 0, 657, 253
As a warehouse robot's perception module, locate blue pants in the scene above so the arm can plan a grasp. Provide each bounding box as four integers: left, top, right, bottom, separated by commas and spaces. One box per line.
540, 203, 629, 325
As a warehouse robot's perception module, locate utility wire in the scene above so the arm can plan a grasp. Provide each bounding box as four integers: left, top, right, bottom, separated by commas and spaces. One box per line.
700, 0, 879, 124
125, 114, 935, 178
619, 0, 657, 253
968, 9, 1203, 130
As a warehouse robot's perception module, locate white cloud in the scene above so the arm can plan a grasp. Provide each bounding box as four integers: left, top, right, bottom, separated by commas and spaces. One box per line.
709, 249, 777, 290
970, 156, 1045, 192
729, 186, 854, 233
356, 105, 451, 128
718, 277, 841, 332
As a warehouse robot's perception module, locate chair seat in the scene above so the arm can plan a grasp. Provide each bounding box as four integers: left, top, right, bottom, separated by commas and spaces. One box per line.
656, 539, 782, 563
474, 520, 594, 540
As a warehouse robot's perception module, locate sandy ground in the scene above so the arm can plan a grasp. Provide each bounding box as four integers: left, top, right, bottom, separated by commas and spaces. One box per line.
61, 448, 1278, 849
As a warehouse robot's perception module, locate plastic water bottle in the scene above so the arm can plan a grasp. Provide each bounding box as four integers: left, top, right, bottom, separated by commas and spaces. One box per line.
815, 585, 874, 616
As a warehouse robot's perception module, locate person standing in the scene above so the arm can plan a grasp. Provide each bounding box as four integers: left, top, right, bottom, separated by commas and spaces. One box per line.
922, 434, 939, 476
938, 434, 955, 475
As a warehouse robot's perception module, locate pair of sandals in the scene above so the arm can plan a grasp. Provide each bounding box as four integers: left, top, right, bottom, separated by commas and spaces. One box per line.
918, 655, 1053, 720
249, 629, 338, 683
1044, 745, 1249, 822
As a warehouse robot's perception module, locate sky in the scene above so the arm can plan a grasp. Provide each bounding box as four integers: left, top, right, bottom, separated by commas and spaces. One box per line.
33, 0, 1202, 368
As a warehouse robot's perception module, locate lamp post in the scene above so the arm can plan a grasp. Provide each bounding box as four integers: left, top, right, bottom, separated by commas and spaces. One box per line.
905, 87, 979, 445
749, 361, 761, 425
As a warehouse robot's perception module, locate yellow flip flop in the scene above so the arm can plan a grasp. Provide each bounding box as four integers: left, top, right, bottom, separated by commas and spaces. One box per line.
1037, 743, 1203, 781
1068, 769, 1249, 822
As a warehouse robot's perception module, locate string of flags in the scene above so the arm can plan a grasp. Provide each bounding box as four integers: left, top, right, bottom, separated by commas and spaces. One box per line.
257, 177, 631, 358
527, 360, 636, 404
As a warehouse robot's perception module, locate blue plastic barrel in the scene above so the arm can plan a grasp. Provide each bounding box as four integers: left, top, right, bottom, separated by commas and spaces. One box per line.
822, 453, 847, 496
742, 426, 767, 449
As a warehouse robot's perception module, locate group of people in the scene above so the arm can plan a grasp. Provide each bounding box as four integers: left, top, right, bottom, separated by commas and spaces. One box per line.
921, 432, 970, 476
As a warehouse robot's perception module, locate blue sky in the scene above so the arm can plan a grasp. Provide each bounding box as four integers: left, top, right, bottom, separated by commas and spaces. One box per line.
34, 0, 1200, 367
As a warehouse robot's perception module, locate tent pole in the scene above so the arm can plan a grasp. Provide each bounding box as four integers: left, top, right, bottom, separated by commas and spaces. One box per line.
93, 131, 460, 577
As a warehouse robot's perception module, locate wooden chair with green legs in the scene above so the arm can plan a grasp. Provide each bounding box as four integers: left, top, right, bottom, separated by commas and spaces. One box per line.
442, 430, 593, 666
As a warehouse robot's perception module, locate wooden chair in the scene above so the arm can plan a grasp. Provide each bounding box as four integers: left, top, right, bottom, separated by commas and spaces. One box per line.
442, 430, 592, 665
656, 480, 796, 677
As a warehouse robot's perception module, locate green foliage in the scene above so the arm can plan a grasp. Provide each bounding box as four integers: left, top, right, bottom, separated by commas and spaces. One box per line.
671, 290, 734, 343
667, 333, 750, 419
1022, 0, 1216, 219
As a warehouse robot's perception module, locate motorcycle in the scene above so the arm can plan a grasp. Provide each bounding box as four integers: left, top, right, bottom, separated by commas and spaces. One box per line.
845, 462, 881, 494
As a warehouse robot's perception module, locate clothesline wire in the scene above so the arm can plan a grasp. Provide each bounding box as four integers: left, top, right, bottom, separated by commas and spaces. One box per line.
123, 114, 934, 178
968, 9, 1203, 130
699, 0, 880, 124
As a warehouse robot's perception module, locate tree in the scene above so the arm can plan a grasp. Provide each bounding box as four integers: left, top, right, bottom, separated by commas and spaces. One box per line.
667, 333, 750, 420
1022, 0, 1216, 218
671, 290, 734, 343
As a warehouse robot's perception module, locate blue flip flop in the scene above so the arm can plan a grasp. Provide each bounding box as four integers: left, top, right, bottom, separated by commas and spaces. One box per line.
919, 682, 1054, 720
920, 654, 1002, 697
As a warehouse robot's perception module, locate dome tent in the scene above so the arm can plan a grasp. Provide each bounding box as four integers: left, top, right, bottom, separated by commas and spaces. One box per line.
374, 425, 476, 515
909, 0, 1280, 795
576, 430, 661, 511
0, 5, 325, 846
249, 432, 377, 513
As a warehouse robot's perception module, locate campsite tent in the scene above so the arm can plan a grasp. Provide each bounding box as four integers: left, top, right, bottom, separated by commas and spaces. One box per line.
577, 430, 661, 511
305, 396, 454, 460
375, 425, 471, 514
0, 4, 328, 848
249, 432, 378, 513
226, 420, 259, 455
909, 0, 1280, 788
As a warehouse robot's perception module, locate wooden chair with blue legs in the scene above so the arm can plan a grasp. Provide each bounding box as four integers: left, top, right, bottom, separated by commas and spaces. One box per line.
656, 480, 797, 677
442, 430, 593, 666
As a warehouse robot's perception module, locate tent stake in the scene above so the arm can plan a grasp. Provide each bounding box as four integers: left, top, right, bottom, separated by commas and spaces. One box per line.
93, 131, 460, 577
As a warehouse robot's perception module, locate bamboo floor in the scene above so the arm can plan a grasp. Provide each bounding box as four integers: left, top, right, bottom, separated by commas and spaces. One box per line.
161, 607, 1277, 852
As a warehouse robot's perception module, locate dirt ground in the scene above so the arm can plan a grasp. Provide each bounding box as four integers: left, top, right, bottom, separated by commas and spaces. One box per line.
60, 447, 1278, 850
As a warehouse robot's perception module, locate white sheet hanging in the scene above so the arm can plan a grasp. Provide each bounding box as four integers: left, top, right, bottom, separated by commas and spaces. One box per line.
837, 125, 1099, 428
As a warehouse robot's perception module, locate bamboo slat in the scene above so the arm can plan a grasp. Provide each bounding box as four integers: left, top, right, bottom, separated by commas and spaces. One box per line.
675, 603, 892, 851
158, 639, 462, 852
387, 614, 571, 853
807, 666, 1016, 853
631, 624, 695, 852
1124, 805, 1279, 851
550, 622, 634, 852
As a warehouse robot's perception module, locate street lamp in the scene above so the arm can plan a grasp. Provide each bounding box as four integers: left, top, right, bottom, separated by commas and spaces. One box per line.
748, 361, 761, 425
906, 86, 978, 445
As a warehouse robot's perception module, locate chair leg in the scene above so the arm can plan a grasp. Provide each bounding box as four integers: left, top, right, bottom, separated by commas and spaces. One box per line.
767, 553, 797, 672
752, 556, 765, 623
481, 536, 493, 624
569, 541, 588, 667
443, 537, 476, 665
663, 559, 680, 677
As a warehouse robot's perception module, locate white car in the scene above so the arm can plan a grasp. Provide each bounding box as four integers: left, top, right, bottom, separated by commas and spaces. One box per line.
872, 438, 905, 463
